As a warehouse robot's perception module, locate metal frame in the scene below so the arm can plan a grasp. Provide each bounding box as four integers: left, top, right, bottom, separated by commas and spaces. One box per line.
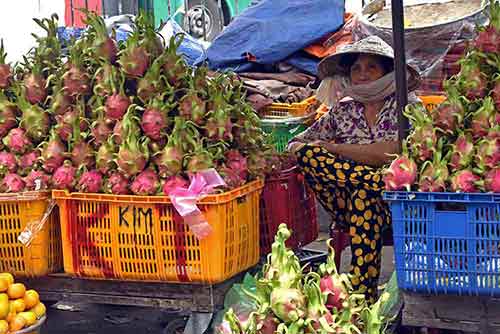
390, 0, 410, 143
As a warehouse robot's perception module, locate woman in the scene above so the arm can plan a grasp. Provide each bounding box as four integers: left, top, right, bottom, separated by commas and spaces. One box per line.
289, 36, 420, 303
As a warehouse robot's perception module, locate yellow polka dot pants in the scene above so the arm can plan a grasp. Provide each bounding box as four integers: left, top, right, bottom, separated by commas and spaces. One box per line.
296, 144, 391, 303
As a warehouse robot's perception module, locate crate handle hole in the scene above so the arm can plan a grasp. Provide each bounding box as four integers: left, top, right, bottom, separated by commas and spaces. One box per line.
435, 203, 467, 212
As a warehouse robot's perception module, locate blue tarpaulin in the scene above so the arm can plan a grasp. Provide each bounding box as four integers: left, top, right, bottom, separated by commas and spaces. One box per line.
202, 0, 345, 74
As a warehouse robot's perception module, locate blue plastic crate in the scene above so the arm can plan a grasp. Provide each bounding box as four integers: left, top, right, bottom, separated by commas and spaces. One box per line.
383, 191, 500, 296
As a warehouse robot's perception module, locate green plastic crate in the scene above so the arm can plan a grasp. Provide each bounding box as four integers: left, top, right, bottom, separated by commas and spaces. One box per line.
261, 120, 309, 153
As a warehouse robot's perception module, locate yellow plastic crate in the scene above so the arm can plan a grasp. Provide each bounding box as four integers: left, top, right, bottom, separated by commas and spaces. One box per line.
53, 180, 264, 283
262, 96, 317, 118
419, 95, 446, 112
0, 191, 62, 277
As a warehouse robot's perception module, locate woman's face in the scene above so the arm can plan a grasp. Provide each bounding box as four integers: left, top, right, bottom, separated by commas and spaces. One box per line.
349, 54, 386, 85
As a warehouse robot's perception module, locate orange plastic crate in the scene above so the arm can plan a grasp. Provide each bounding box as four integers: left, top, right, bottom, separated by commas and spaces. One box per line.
53, 180, 263, 283
262, 96, 318, 118
0, 191, 62, 277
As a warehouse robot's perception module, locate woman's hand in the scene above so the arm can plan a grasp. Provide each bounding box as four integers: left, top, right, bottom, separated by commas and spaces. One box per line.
288, 142, 306, 154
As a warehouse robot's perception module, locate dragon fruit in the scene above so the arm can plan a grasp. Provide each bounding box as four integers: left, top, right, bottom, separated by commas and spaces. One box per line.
457, 56, 488, 100
0, 92, 18, 138
116, 108, 149, 177
77, 170, 103, 193
93, 63, 116, 97
270, 287, 306, 324
471, 97, 495, 139
91, 102, 113, 146
484, 168, 500, 193
432, 86, 465, 134
84, 11, 118, 63
418, 140, 450, 192
63, 40, 91, 97
52, 162, 76, 190
0, 151, 17, 174
40, 131, 66, 173
24, 170, 50, 191
475, 0, 500, 53
18, 93, 50, 142
118, 30, 150, 78
155, 145, 184, 178
450, 170, 481, 193
179, 90, 206, 125
317, 245, 349, 312
304, 278, 336, 332
449, 132, 474, 171
0, 173, 25, 193
55, 107, 88, 142
112, 120, 123, 145
130, 169, 160, 195
162, 175, 189, 195
3, 128, 32, 154
0, 39, 12, 89
19, 151, 40, 176
474, 138, 500, 169
71, 137, 95, 169
105, 172, 129, 195
162, 35, 188, 88
137, 55, 168, 103
96, 137, 117, 174
140, 98, 169, 141
383, 142, 417, 191
225, 150, 248, 181
148, 138, 166, 156
218, 166, 245, 189
105, 94, 131, 121
50, 89, 74, 115
23, 73, 47, 105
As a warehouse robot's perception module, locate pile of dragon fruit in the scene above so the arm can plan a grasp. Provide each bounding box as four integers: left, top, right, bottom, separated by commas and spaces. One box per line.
383, 1, 500, 193
0, 12, 276, 195
216, 224, 395, 334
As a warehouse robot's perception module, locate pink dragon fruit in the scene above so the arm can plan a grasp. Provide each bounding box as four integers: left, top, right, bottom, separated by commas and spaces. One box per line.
141, 105, 168, 141
96, 137, 117, 174
432, 88, 465, 134
116, 108, 149, 177
162, 175, 189, 195
0, 151, 17, 174
218, 167, 245, 189
0, 40, 12, 89
77, 170, 104, 193
383, 142, 417, 191
484, 168, 500, 193
41, 131, 66, 173
0, 173, 25, 192
23, 73, 47, 105
471, 97, 495, 139
84, 11, 118, 63
55, 108, 88, 142
0, 92, 18, 138
155, 145, 184, 178
404, 104, 437, 162
450, 170, 481, 193
71, 139, 95, 169
52, 162, 76, 190
305, 279, 335, 332
19, 151, 40, 175
130, 169, 160, 195
18, 94, 50, 142
3, 128, 32, 154
112, 120, 124, 145
418, 139, 450, 192
474, 138, 500, 170
225, 150, 248, 181
24, 170, 50, 191
105, 94, 131, 121
105, 172, 129, 195
449, 132, 474, 171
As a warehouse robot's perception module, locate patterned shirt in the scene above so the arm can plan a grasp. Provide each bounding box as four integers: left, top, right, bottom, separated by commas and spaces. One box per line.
291, 95, 400, 145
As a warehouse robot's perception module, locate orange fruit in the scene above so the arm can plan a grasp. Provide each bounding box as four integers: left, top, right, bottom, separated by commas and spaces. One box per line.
0, 296, 8, 320
11, 299, 25, 313
31, 302, 46, 319
0, 320, 7, 334
9, 314, 26, 332
23, 290, 39, 309
0, 274, 13, 286
18, 311, 36, 326
0, 280, 8, 293
7, 283, 25, 300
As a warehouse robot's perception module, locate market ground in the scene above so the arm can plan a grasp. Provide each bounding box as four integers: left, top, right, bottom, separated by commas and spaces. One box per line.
39, 207, 397, 333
